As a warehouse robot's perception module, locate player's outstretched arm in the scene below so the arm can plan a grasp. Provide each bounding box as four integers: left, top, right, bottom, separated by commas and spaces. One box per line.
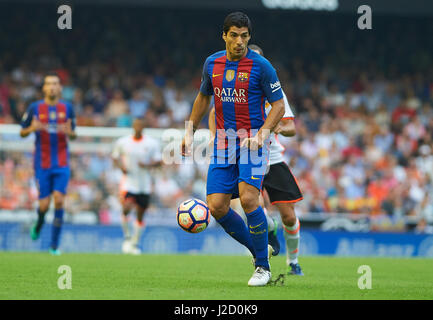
181, 92, 212, 156
111, 140, 128, 174
189, 92, 212, 131
262, 98, 285, 133
208, 107, 216, 138
20, 125, 35, 138
67, 125, 77, 140
20, 116, 44, 138
58, 119, 77, 140
208, 107, 216, 148
112, 157, 128, 175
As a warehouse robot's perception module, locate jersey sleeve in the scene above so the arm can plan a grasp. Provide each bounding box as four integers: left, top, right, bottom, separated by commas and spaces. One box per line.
260, 59, 284, 103
111, 138, 123, 159
199, 57, 213, 96
20, 103, 35, 128
282, 91, 295, 119
67, 103, 76, 131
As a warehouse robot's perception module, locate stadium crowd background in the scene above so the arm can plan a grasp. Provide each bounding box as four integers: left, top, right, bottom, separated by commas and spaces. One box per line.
1, 5, 433, 231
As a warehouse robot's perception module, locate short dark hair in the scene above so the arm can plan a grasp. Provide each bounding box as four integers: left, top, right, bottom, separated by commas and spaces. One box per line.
248, 44, 263, 56
223, 12, 252, 35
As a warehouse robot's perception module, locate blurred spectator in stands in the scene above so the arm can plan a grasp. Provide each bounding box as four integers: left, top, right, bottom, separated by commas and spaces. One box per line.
167, 89, 191, 127
154, 168, 183, 208
149, 89, 171, 128
367, 173, 390, 213
62, 77, 76, 102
382, 83, 401, 112
129, 90, 149, 118
85, 85, 107, 114
72, 88, 84, 114
416, 194, 433, 234
302, 104, 321, 133
416, 144, 433, 183
374, 126, 394, 154
106, 89, 131, 127
76, 104, 96, 126
361, 83, 382, 112
392, 101, 416, 126
324, 83, 345, 108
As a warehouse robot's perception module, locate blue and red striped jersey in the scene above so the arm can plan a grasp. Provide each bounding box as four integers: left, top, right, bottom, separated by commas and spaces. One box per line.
200, 49, 283, 141
21, 100, 76, 170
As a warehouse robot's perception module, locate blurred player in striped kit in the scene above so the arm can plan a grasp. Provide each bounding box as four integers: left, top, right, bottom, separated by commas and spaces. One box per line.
112, 118, 162, 255
20, 72, 76, 255
208, 44, 304, 275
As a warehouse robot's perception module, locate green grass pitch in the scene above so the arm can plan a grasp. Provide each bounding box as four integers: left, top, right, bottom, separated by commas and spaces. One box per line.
0, 252, 432, 300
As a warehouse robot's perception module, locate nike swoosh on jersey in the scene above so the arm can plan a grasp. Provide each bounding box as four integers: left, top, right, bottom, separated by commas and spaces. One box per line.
251, 176, 261, 180
212, 73, 222, 78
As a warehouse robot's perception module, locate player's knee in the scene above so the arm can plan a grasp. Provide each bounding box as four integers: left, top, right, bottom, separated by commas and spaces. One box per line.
282, 215, 297, 227
136, 209, 146, 222
239, 192, 259, 213
280, 204, 296, 226
207, 199, 230, 220
54, 201, 64, 210
122, 201, 134, 212
38, 199, 50, 213
53, 194, 64, 209
38, 206, 49, 214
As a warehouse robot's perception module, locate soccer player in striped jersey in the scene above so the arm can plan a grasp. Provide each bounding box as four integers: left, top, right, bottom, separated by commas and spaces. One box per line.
20, 72, 76, 255
208, 44, 304, 276
181, 12, 285, 286
112, 118, 162, 255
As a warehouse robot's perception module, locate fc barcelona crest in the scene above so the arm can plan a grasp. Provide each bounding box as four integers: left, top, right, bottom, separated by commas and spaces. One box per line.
238, 72, 249, 82
225, 69, 235, 82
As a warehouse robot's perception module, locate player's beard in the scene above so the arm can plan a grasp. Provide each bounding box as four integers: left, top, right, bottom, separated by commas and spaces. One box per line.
47, 92, 58, 101
232, 46, 245, 59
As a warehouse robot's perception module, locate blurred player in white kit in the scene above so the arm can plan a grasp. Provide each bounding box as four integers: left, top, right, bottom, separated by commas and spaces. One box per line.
112, 118, 162, 254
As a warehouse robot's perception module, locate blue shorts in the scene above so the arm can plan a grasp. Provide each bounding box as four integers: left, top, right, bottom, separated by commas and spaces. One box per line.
35, 167, 70, 199
206, 144, 269, 199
